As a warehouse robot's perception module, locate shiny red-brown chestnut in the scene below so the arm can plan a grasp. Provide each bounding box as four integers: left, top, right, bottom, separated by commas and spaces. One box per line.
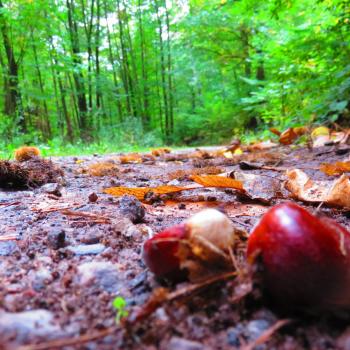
142, 209, 236, 279
142, 223, 188, 279
247, 202, 350, 311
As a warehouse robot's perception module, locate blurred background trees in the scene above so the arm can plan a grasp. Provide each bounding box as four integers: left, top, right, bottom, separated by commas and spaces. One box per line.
0, 0, 349, 148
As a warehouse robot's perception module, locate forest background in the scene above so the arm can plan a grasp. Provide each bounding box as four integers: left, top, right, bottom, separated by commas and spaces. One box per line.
0, 0, 349, 157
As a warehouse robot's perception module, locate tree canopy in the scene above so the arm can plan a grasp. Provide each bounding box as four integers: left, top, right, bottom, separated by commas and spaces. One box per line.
0, 0, 349, 147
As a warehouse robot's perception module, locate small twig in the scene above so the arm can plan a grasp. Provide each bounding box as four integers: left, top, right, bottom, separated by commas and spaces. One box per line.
314, 201, 324, 215
229, 217, 251, 228
127, 271, 237, 326
0, 201, 20, 208
0, 234, 18, 241
60, 210, 111, 223
228, 246, 239, 271
17, 328, 117, 350
240, 319, 292, 350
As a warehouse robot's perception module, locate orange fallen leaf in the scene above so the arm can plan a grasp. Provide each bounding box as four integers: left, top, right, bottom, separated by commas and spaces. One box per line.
247, 140, 278, 152
320, 161, 350, 176
104, 175, 244, 201
14, 146, 41, 162
104, 185, 196, 200
88, 162, 119, 177
191, 175, 244, 191
151, 148, 171, 157
279, 127, 307, 145
269, 128, 281, 136
294, 126, 308, 136
119, 153, 143, 164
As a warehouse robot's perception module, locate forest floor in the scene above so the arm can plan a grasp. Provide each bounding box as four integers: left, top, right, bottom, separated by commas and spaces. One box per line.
2, 143, 350, 350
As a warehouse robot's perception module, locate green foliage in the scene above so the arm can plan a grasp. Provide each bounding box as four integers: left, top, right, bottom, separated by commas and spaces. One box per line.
112, 296, 129, 324
0, 0, 349, 151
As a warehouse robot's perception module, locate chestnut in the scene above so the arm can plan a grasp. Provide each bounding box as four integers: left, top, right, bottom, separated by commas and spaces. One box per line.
247, 202, 350, 311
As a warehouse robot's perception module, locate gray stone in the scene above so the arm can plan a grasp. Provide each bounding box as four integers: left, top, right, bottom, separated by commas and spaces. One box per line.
167, 337, 205, 350
119, 195, 145, 223
30, 268, 53, 291
246, 319, 271, 340
40, 183, 62, 196
66, 243, 105, 256
227, 327, 242, 347
47, 229, 66, 250
77, 261, 120, 293
0, 241, 17, 256
0, 309, 62, 342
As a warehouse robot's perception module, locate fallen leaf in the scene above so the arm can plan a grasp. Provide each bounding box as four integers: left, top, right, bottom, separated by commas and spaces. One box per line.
119, 153, 143, 164
191, 175, 244, 190
269, 128, 281, 136
279, 127, 307, 145
327, 175, 350, 208
151, 148, 171, 157
285, 169, 327, 202
104, 185, 191, 200
247, 140, 278, 152
87, 162, 119, 177
285, 169, 350, 207
168, 166, 223, 181
311, 126, 330, 139
223, 151, 234, 159
232, 171, 281, 203
104, 175, 244, 201
320, 161, 350, 176
311, 126, 330, 147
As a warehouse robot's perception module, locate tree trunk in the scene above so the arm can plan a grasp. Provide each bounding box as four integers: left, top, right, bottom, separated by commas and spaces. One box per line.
164, 1, 174, 134
154, 0, 170, 140
66, 0, 89, 140
0, 0, 25, 131
138, 0, 150, 129
103, 0, 123, 121
31, 29, 51, 140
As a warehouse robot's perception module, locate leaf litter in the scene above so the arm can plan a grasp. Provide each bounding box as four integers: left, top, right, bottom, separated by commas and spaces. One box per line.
3, 140, 350, 349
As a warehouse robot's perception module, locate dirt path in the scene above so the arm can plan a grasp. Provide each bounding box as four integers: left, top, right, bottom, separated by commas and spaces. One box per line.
1, 145, 350, 349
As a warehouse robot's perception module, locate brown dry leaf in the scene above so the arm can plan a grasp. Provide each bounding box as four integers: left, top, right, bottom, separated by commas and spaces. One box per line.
87, 162, 119, 177
168, 166, 223, 181
246, 140, 278, 152
285, 169, 327, 202
279, 127, 307, 145
269, 128, 281, 136
104, 185, 194, 200
327, 175, 350, 208
320, 161, 350, 176
188, 149, 213, 159
191, 175, 244, 191
119, 153, 143, 164
332, 130, 350, 144
232, 171, 281, 203
279, 128, 297, 145
285, 169, 350, 207
151, 148, 171, 157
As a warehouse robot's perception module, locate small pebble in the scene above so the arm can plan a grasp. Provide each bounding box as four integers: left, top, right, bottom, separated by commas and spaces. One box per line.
47, 229, 66, 250
88, 192, 98, 203
66, 243, 106, 256
119, 195, 145, 223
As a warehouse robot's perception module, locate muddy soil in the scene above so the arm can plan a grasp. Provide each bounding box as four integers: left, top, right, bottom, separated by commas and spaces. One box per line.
1, 145, 350, 350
